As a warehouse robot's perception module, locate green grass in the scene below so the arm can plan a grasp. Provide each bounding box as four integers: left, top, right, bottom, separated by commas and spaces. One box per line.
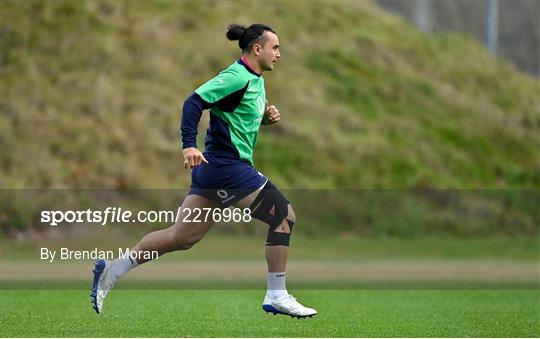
3, 233, 539, 262
2, 1, 539, 190
1, 289, 538, 337
2, 234, 538, 336
2, 279, 539, 292
2, 1, 539, 240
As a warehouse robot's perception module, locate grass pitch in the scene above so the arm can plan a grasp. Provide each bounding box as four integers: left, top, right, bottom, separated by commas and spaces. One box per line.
1, 288, 538, 337
2, 235, 538, 337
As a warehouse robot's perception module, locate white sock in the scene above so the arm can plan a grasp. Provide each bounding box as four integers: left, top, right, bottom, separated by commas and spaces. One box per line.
110, 252, 138, 281
267, 272, 288, 299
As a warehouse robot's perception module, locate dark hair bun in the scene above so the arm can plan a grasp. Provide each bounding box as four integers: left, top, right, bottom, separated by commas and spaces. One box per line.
226, 23, 275, 51
226, 24, 246, 41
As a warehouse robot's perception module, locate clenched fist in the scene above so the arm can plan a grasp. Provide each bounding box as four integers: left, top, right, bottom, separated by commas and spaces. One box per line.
263, 101, 280, 125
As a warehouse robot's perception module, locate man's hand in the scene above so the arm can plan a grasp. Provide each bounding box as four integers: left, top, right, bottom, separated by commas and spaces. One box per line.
263, 102, 280, 125
183, 147, 208, 169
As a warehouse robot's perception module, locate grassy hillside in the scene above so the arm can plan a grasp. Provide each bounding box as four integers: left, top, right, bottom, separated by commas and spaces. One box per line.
1, 1, 538, 189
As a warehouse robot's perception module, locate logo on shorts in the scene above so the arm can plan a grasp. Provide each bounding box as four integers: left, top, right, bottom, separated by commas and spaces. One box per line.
217, 189, 236, 204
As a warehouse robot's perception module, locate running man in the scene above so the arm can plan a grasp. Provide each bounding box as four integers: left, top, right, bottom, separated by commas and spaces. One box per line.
91, 23, 317, 318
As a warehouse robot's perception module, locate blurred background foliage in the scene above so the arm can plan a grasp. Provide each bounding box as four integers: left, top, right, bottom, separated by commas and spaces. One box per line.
1, 1, 539, 237
378, 0, 539, 76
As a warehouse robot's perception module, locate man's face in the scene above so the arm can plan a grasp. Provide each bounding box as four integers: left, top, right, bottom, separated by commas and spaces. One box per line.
255, 31, 280, 71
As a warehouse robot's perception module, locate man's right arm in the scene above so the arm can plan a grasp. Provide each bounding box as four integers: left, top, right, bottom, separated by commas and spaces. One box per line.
180, 69, 245, 148
180, 92, 211, 149
180, 92, 211, 168
180, 69, 245, 168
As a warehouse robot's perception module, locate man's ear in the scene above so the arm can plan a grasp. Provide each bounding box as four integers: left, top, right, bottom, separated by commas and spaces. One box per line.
253, 43, 262, 56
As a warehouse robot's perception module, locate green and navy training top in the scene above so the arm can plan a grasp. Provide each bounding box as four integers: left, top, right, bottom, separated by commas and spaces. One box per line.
181, 58, 266, 165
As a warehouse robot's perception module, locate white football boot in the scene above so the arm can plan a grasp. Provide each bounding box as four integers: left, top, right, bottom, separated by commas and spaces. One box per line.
262, 294, 317, 318
90, 259, 115, 314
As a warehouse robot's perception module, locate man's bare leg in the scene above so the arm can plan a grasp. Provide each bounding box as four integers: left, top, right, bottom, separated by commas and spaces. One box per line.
91, 194, 218, 313
236, 188, 292, 273
235, 186, 316, 317
130, 194, 220, 264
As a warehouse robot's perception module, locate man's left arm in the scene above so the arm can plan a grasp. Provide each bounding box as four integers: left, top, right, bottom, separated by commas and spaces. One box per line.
262, 101, 280, 125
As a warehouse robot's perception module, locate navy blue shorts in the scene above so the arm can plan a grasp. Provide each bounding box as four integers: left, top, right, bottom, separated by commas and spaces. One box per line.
188, 153, 268, 206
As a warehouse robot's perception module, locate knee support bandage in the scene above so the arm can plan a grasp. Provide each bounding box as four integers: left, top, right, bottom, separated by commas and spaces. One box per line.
249, 181, 294, 246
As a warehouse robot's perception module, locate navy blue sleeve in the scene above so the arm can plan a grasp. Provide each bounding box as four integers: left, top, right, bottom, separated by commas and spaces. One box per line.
180, 92, 212, 149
